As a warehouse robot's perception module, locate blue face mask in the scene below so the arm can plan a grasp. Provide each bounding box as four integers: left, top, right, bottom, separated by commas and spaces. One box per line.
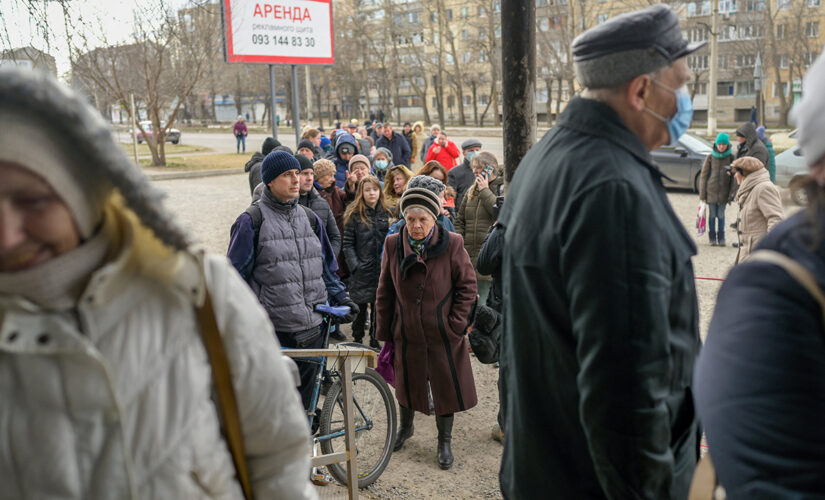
466, 150, 478, 162
645, 81, 693, 146
375, 159, 388, 170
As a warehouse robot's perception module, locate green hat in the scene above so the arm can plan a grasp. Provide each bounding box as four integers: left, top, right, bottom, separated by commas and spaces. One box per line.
715, 133, 730, 146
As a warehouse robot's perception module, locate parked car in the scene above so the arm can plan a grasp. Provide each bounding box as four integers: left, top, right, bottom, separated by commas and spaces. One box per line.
134, 120, 181, 144
652, 133, 714, 192
775, 144, 808, 205
770, 128, 798, 154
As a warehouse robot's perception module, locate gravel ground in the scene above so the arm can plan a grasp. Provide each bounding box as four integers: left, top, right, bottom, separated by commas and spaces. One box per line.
152, 173, 797, 499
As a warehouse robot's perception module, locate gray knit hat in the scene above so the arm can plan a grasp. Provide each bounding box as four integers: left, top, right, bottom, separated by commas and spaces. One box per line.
0, 68, 189, 249
399, 187, 441, 219
792, 49, 825, 167
374, 147, 393, 164
407, 175, 446, 196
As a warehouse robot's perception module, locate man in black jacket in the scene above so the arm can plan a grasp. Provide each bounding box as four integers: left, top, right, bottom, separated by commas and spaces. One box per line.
448, 138, 482, 208
244, 136, 280, 196
375, 122, 411, 167
500, 5, 703, 499
734, 121, 769, 167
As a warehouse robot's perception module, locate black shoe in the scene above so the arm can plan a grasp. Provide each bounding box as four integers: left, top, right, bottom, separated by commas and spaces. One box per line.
352, 331, 365, 344
329, 330, 346, 342
369, 337, 380, 349
436, 414, 454, 470
394, 406, 415, 451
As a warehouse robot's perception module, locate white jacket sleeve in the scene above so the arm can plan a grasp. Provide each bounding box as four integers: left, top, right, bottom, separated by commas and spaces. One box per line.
204, 255, 318, 500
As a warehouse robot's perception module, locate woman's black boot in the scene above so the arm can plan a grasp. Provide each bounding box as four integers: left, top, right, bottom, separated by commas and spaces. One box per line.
394, 406, 415, 451
436, 414, 454, 470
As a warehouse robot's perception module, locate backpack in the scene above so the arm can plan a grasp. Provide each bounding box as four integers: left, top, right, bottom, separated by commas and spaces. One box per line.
245, 200, 319, 253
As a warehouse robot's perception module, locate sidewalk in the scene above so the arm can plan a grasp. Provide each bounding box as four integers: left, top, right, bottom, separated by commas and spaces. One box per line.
143, 167, 242, 181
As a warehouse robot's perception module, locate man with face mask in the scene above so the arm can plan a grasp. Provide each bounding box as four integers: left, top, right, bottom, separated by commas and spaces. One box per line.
499, 5, 703, 499
449, 138, 482, 208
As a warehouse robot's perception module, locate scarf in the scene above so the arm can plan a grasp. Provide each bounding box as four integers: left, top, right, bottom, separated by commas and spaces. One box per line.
711, 147, 732, 159
408, 226, 435, 257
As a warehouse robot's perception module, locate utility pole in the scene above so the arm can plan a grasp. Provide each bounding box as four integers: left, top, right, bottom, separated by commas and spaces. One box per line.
292, 64, 301, 145
305, 65, 313, 123
754, 52, 763, 125
707, 0, 719, 137
501, 0, 536, 182
269, 64, 278, 141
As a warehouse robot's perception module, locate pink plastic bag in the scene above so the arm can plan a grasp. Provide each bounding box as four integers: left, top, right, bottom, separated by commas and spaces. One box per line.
696, 202, 707, 236
375, 340, 395, 387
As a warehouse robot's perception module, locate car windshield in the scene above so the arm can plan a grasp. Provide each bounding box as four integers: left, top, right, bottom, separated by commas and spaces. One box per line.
679, 134, 713, 154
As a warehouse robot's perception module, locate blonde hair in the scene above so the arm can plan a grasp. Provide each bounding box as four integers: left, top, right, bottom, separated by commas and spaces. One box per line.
302, 128, 320, 140
343, 176, 389, 226
313, 158, 336, 180
467, 152, 500, 201
382, 164, 414, 206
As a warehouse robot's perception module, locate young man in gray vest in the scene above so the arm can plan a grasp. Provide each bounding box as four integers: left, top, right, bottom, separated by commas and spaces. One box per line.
227, 151, 359, 409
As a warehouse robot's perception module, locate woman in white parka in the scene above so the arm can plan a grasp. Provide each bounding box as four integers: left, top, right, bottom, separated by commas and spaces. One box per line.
0, 69, 317, 499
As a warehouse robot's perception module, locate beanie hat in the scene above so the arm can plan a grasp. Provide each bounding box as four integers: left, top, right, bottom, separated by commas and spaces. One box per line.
792, 50, 825, 166
461, 138, 482, 150
374, 147, 393, 163
262, 136, 280, 155
273, 145, 293, 154
715, 133, 730, 146
407, 175, 446, 196
294, 153, 314, 171
732, 156, 764, 175
320, 136, 332, 151
348, 154, 370, 171
261, 150, 300, 185
0, 68, 189, 248
297, 139, 315, 152
313, 159, 336, 180
399, 187, 442, 219
756, 126, 766, 142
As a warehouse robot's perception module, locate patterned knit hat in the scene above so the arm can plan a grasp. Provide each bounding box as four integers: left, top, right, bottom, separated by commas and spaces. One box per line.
407, 175, 446, 196
262, 150, 300, 185
399, 187, 441, 219
0, 67, 189, 248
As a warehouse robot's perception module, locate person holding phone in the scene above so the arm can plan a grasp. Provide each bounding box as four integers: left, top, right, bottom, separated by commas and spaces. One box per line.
455, 152, 504, 305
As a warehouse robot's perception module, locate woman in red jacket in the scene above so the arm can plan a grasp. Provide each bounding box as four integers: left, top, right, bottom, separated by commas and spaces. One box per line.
425, 132, 461, 171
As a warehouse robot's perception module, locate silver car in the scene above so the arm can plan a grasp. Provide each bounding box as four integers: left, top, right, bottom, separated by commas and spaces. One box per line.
775, 144, 808, 204
652, 133, 714, 192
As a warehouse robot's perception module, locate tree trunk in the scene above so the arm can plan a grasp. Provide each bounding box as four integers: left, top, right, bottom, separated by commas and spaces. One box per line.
471, 81, 479, 126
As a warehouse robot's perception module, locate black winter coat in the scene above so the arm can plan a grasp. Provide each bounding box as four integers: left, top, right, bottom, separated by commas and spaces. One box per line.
499, 97, 700, 500
695, 211, 825, 498
735, 122, 770, 167
342, 204, 390, 304
245, 152, 264, 196
448, 159, 475, 209
476, 222, 504, 312
299, 188, 342, 256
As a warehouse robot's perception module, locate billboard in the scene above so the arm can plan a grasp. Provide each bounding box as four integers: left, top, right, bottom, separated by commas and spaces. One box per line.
222, 0, 334, 65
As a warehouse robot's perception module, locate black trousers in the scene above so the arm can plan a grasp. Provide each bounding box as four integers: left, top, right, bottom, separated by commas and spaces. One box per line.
352, 302, 376, 340
277, 325, 325, 411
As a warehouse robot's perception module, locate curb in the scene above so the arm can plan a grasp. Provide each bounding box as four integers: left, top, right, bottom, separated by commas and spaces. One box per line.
146, 168, 242, 181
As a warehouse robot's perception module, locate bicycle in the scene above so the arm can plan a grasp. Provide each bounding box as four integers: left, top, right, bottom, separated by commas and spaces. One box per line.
303, 304, 398, 488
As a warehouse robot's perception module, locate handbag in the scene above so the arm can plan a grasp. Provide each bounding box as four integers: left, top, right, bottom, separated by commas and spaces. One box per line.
375, 340, 395, 387
195, 290, 253, 500
688, 249, 825, 500
696, 201, 707, 236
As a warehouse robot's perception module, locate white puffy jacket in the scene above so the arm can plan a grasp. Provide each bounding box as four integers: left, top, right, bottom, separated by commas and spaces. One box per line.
0, 242, 317, 499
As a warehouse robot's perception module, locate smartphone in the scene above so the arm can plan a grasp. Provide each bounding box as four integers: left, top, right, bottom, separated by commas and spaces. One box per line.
482, 165, 494, 177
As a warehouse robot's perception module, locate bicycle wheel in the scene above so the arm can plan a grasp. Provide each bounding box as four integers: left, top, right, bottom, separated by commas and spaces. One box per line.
319, 367, 397, 488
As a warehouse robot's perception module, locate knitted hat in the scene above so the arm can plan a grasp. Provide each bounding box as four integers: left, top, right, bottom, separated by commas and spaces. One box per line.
461, 138, 482, 150
407, 175, 446, 196
732, 156, 764, 175
756, 126, 767, 142
262, 150, 300, 185
294, 153, 314, 171
273, 145, 293, 154
715, 133, 730, 146
348, 154, 370, 171
0, 68, 189, 248
313, 159, 336, 179
262, 136, 281, 155
374, 147, 393, 163
297, 139, 315, 152
399, 188, 441, 219
793, 50, 825, 166
320, 136, 332, 151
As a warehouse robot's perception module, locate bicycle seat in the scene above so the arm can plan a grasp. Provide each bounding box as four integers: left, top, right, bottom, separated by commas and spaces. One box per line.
316, 304, 351, 318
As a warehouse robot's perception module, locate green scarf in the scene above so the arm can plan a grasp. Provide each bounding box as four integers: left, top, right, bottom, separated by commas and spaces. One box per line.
408, 226, 435, 256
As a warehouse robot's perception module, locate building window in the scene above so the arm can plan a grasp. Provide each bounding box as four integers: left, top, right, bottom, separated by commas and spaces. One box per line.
776, 54, 789, 68
776, 23, 786, 39
539, 18, 549, 31
743, 0, 765, 10
407, 11, 420, 24
778, 0, 791, 8
462, 51, 470, 63
494, 1, 501, 12
460, 7, 469, 19
446, 53, 454, 65
537, 0, 548, 6
479, 28, 487, 40
701, 0, 711, 14
688, 54, 709, 70
479, 49, 489, 62
478, 6, 487, 17
495, 26, 502, 38
461, 29, 469, 40
804, 51, 819, 65
464, 95, 472, 106
773, 81, 789, 97
736, 81, 756, 96
719, 0, 736, 12
806, 21, 819, 38
480, 95, 489, 105
735, 54, 755, 67
718, 81, 734, 96
690, 27, 708, 42
447, 95, 455, 108
597, 13, 609, 24
432, 97, 438, 107
446, 9, 453, 21
688, 82, 708, 95
687, 2, 697, 16
718, 54, 729, 69
719, 25, 736, 41
808, 0, 821, 6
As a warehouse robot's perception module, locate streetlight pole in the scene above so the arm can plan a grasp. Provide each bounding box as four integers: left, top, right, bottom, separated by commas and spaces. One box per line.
707, 0, 719, 137
754, 52, 763, 126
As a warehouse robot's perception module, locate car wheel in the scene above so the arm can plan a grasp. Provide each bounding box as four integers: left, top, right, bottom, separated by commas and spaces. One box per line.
789, 175, 809, 206
171, 139, 179, 144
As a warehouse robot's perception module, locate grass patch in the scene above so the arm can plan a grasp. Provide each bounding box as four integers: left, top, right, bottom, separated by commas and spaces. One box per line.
139, 153, 248, 171
120, 142, 211, 156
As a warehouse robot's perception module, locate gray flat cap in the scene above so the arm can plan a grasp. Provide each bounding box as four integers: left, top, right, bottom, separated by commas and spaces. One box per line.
573, 4, 705, 89
461, 139, 482, 150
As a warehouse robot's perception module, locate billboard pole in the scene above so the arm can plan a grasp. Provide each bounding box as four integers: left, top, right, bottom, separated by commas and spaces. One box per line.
292, 64, 301, 146
269, 64, 278, 141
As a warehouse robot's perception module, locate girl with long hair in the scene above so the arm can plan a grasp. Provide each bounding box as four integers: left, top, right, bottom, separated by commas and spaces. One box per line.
342, 176, 391, 347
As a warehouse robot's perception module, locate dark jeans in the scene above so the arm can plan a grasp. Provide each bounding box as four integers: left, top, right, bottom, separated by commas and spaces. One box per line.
277, 324, 325, 410
236, 134, 246, 153
352, 302, 376, 341
708, 202, 726, 243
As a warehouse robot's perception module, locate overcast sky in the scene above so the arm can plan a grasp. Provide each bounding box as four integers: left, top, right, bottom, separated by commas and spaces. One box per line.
0, 0, 193, 78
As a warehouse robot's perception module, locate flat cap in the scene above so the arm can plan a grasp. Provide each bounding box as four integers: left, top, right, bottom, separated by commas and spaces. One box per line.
573, 4, 705, 89
461, 138, 482, 150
